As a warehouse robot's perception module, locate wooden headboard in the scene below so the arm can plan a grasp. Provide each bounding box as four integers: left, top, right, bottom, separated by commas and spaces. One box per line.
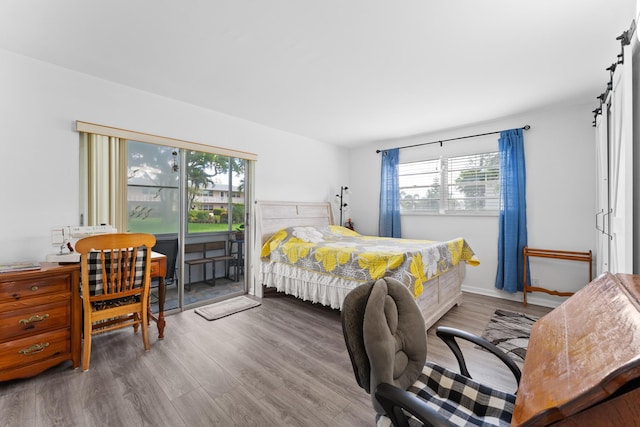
255, 201, 334, 244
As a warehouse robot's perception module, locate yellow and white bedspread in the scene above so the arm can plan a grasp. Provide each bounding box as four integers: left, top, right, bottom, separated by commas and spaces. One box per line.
261, 225, 479, 299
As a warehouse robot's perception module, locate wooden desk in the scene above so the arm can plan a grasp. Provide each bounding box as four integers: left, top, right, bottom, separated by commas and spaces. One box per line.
149, 251, 167, 339
512, 272, 640, 426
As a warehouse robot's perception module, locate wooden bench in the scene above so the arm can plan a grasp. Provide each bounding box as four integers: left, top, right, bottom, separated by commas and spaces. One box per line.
184, 241, 236, 289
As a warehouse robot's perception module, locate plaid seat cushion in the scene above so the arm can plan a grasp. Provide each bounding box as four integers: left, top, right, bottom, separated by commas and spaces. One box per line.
82, 247, 147, 297
376, 362, 515, 427
91, 296, 141, 311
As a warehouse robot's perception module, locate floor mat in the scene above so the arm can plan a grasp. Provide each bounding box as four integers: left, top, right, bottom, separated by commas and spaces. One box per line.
194, 295, 261, 321
479, 309, 539, 364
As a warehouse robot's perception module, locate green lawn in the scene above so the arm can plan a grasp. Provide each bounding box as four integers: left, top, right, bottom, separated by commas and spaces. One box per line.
188, 223, 244, 233
128, 217, 242, 234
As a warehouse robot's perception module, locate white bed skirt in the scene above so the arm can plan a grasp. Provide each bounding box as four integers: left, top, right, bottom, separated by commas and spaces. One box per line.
261, 261, 466, 328
261, 262, 360, 309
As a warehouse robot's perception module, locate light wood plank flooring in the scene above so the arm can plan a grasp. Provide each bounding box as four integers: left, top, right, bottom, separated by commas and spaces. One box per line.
0, 291, 551, 427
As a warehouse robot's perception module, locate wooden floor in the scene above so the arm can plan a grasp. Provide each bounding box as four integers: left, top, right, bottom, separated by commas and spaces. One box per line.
0, 291, 551, 427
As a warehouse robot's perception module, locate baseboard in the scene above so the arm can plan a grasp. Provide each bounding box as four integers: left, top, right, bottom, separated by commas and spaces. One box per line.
461, 284, 565, 309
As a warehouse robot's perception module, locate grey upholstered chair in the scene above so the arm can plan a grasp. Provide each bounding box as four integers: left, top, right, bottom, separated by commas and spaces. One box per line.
341, 277, 522, 427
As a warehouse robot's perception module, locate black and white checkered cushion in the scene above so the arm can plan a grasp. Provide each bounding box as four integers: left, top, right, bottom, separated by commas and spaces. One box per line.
376, 362, 515, 427
82, 247, 147, 298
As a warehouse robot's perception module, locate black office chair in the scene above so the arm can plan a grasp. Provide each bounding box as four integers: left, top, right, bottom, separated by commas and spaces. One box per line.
151, 238, 178, 295
341, 277, 521, 427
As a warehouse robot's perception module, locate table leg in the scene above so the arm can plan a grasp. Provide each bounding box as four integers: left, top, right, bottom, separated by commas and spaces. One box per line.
157, 277, 166, 339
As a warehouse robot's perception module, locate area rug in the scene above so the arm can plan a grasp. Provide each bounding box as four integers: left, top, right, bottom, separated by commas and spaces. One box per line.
195, 296, 261, 321
479, 309, 539, 363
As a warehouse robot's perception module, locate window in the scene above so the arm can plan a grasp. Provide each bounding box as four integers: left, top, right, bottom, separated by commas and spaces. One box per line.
399, 151, 500, 214
126, 144, 247, 235
78, 121, 255, 234
128, 141, 180, 234
186, 152, 245, 234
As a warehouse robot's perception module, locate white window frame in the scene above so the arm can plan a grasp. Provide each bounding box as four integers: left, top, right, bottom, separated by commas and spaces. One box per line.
399, 151, 500, 216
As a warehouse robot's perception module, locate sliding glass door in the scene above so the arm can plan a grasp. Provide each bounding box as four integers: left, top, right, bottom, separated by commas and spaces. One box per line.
180, 151, 246, 309
126, 142, 247, 312
80, 124, 253, 313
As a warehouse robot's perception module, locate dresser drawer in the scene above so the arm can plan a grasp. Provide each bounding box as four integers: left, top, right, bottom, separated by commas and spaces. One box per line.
0, 274, 71, 302
0, 299, 70, 342
0, 329, 70, 371
150, 261, 160, 277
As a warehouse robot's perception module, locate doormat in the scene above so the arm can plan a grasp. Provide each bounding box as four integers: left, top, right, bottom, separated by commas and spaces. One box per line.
195, 296, 261, 321
479, 309, 539, 363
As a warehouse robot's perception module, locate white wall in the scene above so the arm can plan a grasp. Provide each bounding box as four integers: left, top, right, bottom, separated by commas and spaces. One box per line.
348, 102, 596, 307
0, 47, 599, 308
0, 49, 348, 262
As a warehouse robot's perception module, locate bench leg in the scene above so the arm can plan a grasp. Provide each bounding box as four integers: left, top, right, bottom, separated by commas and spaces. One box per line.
210, 261, 216, 287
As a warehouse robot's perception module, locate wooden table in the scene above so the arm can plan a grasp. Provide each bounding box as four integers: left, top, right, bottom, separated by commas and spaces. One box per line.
149, 251, 167, 339
512, 272, 640, 426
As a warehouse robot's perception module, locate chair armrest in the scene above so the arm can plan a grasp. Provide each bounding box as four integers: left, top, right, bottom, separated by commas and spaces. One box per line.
375, 383, 454, 427
435, 326, 521, 386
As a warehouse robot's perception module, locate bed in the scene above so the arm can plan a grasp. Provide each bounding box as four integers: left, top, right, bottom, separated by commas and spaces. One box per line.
256, 201, 479, 329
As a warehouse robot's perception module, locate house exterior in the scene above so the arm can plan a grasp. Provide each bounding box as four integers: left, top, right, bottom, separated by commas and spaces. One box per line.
196, 185, 244, 212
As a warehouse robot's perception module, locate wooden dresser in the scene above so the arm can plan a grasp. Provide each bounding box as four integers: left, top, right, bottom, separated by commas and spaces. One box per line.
0, 263, 81, 381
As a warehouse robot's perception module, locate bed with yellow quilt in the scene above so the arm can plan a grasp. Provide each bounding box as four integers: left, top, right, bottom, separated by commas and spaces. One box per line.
256, 201, 479, 329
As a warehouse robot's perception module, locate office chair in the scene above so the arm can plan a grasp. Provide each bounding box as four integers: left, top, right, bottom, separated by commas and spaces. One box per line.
76, 232, 156, 371
342, 277, 521, 427
152, 237, 178, 285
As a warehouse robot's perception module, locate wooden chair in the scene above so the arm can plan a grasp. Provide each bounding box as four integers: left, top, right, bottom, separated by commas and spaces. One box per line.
75, 233, 156, 371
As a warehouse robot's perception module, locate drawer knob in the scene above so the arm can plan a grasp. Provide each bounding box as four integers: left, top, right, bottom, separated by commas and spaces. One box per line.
19, 313, 50, 326
18, 342, 50, 356
31, 285, 39, 291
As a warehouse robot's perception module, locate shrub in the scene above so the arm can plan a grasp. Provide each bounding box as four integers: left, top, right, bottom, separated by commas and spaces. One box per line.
189, 210, 212, 223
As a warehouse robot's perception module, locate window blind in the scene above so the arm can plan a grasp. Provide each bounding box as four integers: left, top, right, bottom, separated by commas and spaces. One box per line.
399, 151, 499, 214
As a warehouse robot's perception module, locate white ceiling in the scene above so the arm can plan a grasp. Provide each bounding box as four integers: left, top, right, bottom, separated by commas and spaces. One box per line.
0, 1, 636, 147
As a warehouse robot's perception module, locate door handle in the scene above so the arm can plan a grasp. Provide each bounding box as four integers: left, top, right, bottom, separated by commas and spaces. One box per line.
602, 209, 613, 240
595, 209, 604, 232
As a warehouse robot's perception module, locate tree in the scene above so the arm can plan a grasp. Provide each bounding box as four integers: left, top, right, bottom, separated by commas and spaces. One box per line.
400, 176, 441, 211
454, 153, 499, 210
400, 191, 416, 209
424, 176, 441, 210
186, 152, 244, 208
